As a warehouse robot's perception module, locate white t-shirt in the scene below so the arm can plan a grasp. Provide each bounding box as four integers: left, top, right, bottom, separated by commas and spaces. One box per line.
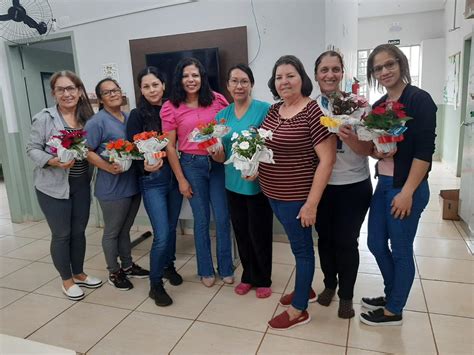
316, 94, 370, 185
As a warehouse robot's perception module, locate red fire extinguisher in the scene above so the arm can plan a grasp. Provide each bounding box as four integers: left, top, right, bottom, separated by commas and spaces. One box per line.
352, 77, 360, 95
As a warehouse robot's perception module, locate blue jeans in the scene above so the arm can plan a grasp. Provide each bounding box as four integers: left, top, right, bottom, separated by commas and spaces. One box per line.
268, 198, 315, 311
139, 163, 183, 286
180, 153, 233, 278
367, 175, 429, 314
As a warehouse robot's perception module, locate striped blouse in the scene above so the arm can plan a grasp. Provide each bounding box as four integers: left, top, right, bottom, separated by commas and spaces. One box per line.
258, 100, 331, 201
64, 127, 89, 178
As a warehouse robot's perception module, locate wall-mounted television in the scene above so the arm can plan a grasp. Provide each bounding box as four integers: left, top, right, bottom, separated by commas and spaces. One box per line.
146, 47, 220, 96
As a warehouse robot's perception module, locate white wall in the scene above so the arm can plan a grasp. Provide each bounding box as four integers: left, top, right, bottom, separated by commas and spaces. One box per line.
420, 38, 446, 104
55, 0, 326, 107
325, 0, 359, 92
358, 10, 445, 49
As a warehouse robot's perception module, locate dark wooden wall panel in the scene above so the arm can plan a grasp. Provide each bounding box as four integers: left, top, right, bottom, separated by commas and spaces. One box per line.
129, 26, 248, 103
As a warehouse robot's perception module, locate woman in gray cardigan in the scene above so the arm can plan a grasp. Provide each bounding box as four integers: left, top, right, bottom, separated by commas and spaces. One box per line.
26, 70, 102, 301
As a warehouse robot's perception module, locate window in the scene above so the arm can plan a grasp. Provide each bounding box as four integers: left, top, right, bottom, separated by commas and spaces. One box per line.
356, 45, 421, 104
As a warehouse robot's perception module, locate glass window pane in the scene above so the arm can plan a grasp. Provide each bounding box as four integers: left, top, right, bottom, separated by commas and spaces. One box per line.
411, 46, 420, 76
358, 51, 367, 59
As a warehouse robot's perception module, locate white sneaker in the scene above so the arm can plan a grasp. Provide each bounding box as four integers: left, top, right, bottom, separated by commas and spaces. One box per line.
61, 284, 85, 301
73, 275, 103, 289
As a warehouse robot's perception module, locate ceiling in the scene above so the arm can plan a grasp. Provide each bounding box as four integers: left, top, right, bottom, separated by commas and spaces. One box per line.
358, 0, 446, 18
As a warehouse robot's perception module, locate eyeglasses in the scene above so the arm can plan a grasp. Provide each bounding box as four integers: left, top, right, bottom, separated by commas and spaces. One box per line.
101, 88, 122, 97
54, 86, 78, 95
228, 79, 251, 88
372, 59, 399, 75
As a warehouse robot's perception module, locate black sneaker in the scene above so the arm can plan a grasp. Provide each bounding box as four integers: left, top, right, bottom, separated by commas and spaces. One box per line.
149, 283, 173, 307
361, 296, 386, 310
108, 270, 134, 291
123, 263, 149, 279
360, 308, 403, 326
163, 266, 183, 286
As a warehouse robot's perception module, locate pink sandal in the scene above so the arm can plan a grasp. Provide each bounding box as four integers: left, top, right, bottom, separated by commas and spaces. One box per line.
256, 287, 272, 298
234, 282, 252, 295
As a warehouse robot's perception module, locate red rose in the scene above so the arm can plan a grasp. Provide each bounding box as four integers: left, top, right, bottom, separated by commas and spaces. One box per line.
372, 106, 386, 115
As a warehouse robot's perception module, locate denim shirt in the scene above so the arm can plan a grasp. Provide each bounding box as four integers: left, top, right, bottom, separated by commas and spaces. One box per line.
26, 106, 71, 199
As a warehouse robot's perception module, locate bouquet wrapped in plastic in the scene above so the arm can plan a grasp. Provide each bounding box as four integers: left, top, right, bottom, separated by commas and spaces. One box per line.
357, 101, 412, 153
47, 129, 88, 163
319, 92, 370, 133
133, 131, 168, 165
224, 128, 275, 177
102, 138, 141, 172
188, 119, 231, 153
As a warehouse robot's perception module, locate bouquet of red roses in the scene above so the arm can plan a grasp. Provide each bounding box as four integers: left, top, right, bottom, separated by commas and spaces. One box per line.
133, 131, 168, 165
357, 101, 412, 153
102, 138, 141, 172
188, 118, 231, 153
47, 129, 88, 162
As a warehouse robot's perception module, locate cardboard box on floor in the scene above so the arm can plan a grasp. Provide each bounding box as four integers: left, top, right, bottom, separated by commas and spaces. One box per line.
439, 189, 460, 220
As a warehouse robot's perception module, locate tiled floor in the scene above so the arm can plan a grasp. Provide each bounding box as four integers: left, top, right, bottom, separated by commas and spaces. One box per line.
0, 162, 473, 354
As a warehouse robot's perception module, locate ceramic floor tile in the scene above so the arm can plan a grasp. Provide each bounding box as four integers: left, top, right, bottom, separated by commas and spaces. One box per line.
198, 286, 281, 332
414, 238, 472, 260
13, 222, 51, 239
272, 241, 297, 265
416, 256, 474, 283
176, 256, 224, 285
422, 280, 474, 317
28, 302, 130, 354
0, 222, 39, 236
353, 273, 426, 312
137, 281, 220, 320
0, 256, 31, 278
84, 230, 103, 246
348, 308, 436, 354
416, 222, 462, 239
84, 277, 149, 310
83, 248, 147, 271
135, 252, 192, 276
0, 235, 36, 255
0, 287, 28, 308
5, 239, 51, 261
419, 210, 454, 224
0, 293, 72, 338
0, 261, 58, 292
268, 303, 349, 346
88, 311, 192, 355
258, 333, 346, 354
430, 313, 474, 355
346, 348, 387, 355
175, 234, 197, 255
171, 321, 263, 355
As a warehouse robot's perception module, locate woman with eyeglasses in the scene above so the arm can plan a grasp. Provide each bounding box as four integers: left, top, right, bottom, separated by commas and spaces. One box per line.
27, 70, 102, 301
126, 67, 183, 307
161, 57, 234, 288
213, 64, 274, 298
258, 55, 337, 330
360, 44, 436, 326
85, 78, 149, 291
313, 51, 373, 319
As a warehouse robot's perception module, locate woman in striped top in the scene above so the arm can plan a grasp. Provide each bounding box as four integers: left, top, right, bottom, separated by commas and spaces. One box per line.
26, 71, 102, 301
259, 56, 337, 330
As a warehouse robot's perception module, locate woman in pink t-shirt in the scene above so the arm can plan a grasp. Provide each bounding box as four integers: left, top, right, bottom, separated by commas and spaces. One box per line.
161, 58, 233, 287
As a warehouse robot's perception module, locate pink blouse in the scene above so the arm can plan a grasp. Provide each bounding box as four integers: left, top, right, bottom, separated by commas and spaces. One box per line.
161, 92, 229, 155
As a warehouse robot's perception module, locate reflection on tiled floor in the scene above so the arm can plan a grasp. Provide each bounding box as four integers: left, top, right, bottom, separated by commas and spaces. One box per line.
0, 162, 473, 354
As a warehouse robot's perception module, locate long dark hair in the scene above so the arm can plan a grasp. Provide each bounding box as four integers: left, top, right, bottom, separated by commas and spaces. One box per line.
169, 57, 214, 107
268, 55, 313, 100
50, 70, 94, 126
94, 78, 121, 110
137, 66, 166, 132
367, 44, 411, 91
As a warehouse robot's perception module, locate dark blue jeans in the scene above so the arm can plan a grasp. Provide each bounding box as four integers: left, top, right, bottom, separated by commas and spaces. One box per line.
367, 175, 429, 314
180, 153, 233, 278
268, 198, 315, 311
139, 163, 183, 286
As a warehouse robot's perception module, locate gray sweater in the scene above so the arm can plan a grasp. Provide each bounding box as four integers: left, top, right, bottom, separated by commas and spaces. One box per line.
26, 106, 71, 199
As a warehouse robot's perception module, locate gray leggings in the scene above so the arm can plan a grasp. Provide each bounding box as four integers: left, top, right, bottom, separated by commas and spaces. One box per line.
99, 194, 141, 273
36, 174, 91, 280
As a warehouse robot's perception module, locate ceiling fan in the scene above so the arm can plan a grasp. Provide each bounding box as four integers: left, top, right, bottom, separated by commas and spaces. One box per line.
0, 0, 53, 44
